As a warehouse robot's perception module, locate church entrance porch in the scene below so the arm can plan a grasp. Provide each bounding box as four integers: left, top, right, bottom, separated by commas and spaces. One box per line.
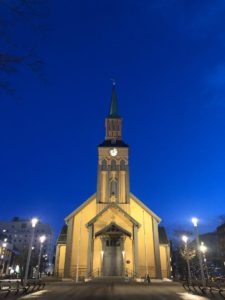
94, 222, 131, 277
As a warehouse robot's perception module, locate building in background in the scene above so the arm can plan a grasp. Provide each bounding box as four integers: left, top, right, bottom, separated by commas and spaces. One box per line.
217, 223, 225, 266
55, 84, 171, 280
0, 218, 54, 275
198, 232, 224, 276
199, 232, 221, 262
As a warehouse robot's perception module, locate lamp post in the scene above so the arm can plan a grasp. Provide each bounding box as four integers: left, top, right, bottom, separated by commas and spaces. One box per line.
0, 242, 7, 276
24, 218, 38, 286
182, 235, 192, 284
200, 242, 209, 280
191, 217, 205, 287
37, 235, 46, 278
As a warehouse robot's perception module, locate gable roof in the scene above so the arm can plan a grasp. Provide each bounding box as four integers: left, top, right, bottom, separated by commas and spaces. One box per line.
64, 192, 161, 225
95, 221, 132, 237
86, 202, 140, 227
65, 193, 96, 223
57, 224, 67, 244
130, 192, 161, 223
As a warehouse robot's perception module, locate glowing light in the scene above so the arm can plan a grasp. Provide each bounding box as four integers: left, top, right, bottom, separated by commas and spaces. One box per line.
2, 242, 7, 248
31, 218, 38, 228
182, 235, 188, 243
39, 235, 46, 244
200, 242, 207, 253
15, 265, 20, 273
191, 217, 198, 227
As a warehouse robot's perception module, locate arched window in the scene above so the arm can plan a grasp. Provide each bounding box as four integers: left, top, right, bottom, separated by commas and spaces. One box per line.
102, 159, 107, 171
111, 160, 116, 171
120, 160, 125, 170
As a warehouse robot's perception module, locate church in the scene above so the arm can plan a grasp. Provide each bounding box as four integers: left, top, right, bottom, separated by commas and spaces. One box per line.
55, 84, 170, 280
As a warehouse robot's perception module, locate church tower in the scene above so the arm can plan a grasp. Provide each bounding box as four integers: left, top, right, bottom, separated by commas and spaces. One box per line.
96, 83, 130, 204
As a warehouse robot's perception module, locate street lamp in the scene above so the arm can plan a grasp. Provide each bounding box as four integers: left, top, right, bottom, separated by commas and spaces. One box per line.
24, 218, 38, 286
191, 217, 206, 287
182, 235, 192, 284
200, 242, 209, 280
36, 235, 46, 278
0, 242, 7, 276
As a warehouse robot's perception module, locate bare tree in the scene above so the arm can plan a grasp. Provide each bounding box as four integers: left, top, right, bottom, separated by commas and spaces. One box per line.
0, 0, 49, 94
180, 245, 196, 261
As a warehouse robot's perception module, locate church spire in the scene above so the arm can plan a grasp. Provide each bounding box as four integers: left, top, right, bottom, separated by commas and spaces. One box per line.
105, 82, 122, 141
108, 81, 120, 118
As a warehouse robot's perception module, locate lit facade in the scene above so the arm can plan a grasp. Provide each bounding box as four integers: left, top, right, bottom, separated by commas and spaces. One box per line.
55, 85, 170, 279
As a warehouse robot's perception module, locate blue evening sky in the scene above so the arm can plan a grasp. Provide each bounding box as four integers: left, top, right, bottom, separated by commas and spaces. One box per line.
0, 0, 225, 238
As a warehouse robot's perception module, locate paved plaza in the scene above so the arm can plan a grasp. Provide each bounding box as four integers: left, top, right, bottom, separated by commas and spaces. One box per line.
14, 281, 214, 300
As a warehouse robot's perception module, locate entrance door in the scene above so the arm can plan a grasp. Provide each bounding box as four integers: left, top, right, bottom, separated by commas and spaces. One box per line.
102, 237, 123, 276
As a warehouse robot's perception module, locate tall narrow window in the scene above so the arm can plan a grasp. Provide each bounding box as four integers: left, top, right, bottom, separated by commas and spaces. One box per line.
120, 160, 125, 170
102, 159, 107, 171
111, 160, 116, 171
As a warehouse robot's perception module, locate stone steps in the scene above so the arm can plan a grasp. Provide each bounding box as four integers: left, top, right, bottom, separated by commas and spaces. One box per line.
91, 276, 131, 283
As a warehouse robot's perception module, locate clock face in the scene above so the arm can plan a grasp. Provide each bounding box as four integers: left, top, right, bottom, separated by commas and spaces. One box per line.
109, 148, 118, 157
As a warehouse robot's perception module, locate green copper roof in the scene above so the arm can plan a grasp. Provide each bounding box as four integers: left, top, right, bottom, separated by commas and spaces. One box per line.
108, 83, 120, 118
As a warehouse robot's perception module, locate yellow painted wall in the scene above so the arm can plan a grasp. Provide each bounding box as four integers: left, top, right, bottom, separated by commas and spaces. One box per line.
56, 244, 66, 277
160, 244, 169, 278
130, 197, 156, 277
124, 237, 133, 274
100, 171, 107, 202
69, 197, 97, 276
92, 237, 102, 275
119, 171, 126, 202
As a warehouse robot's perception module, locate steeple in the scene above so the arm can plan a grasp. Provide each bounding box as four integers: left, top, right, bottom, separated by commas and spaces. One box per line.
105, 83, 122, 141
108, 82, 120, 118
